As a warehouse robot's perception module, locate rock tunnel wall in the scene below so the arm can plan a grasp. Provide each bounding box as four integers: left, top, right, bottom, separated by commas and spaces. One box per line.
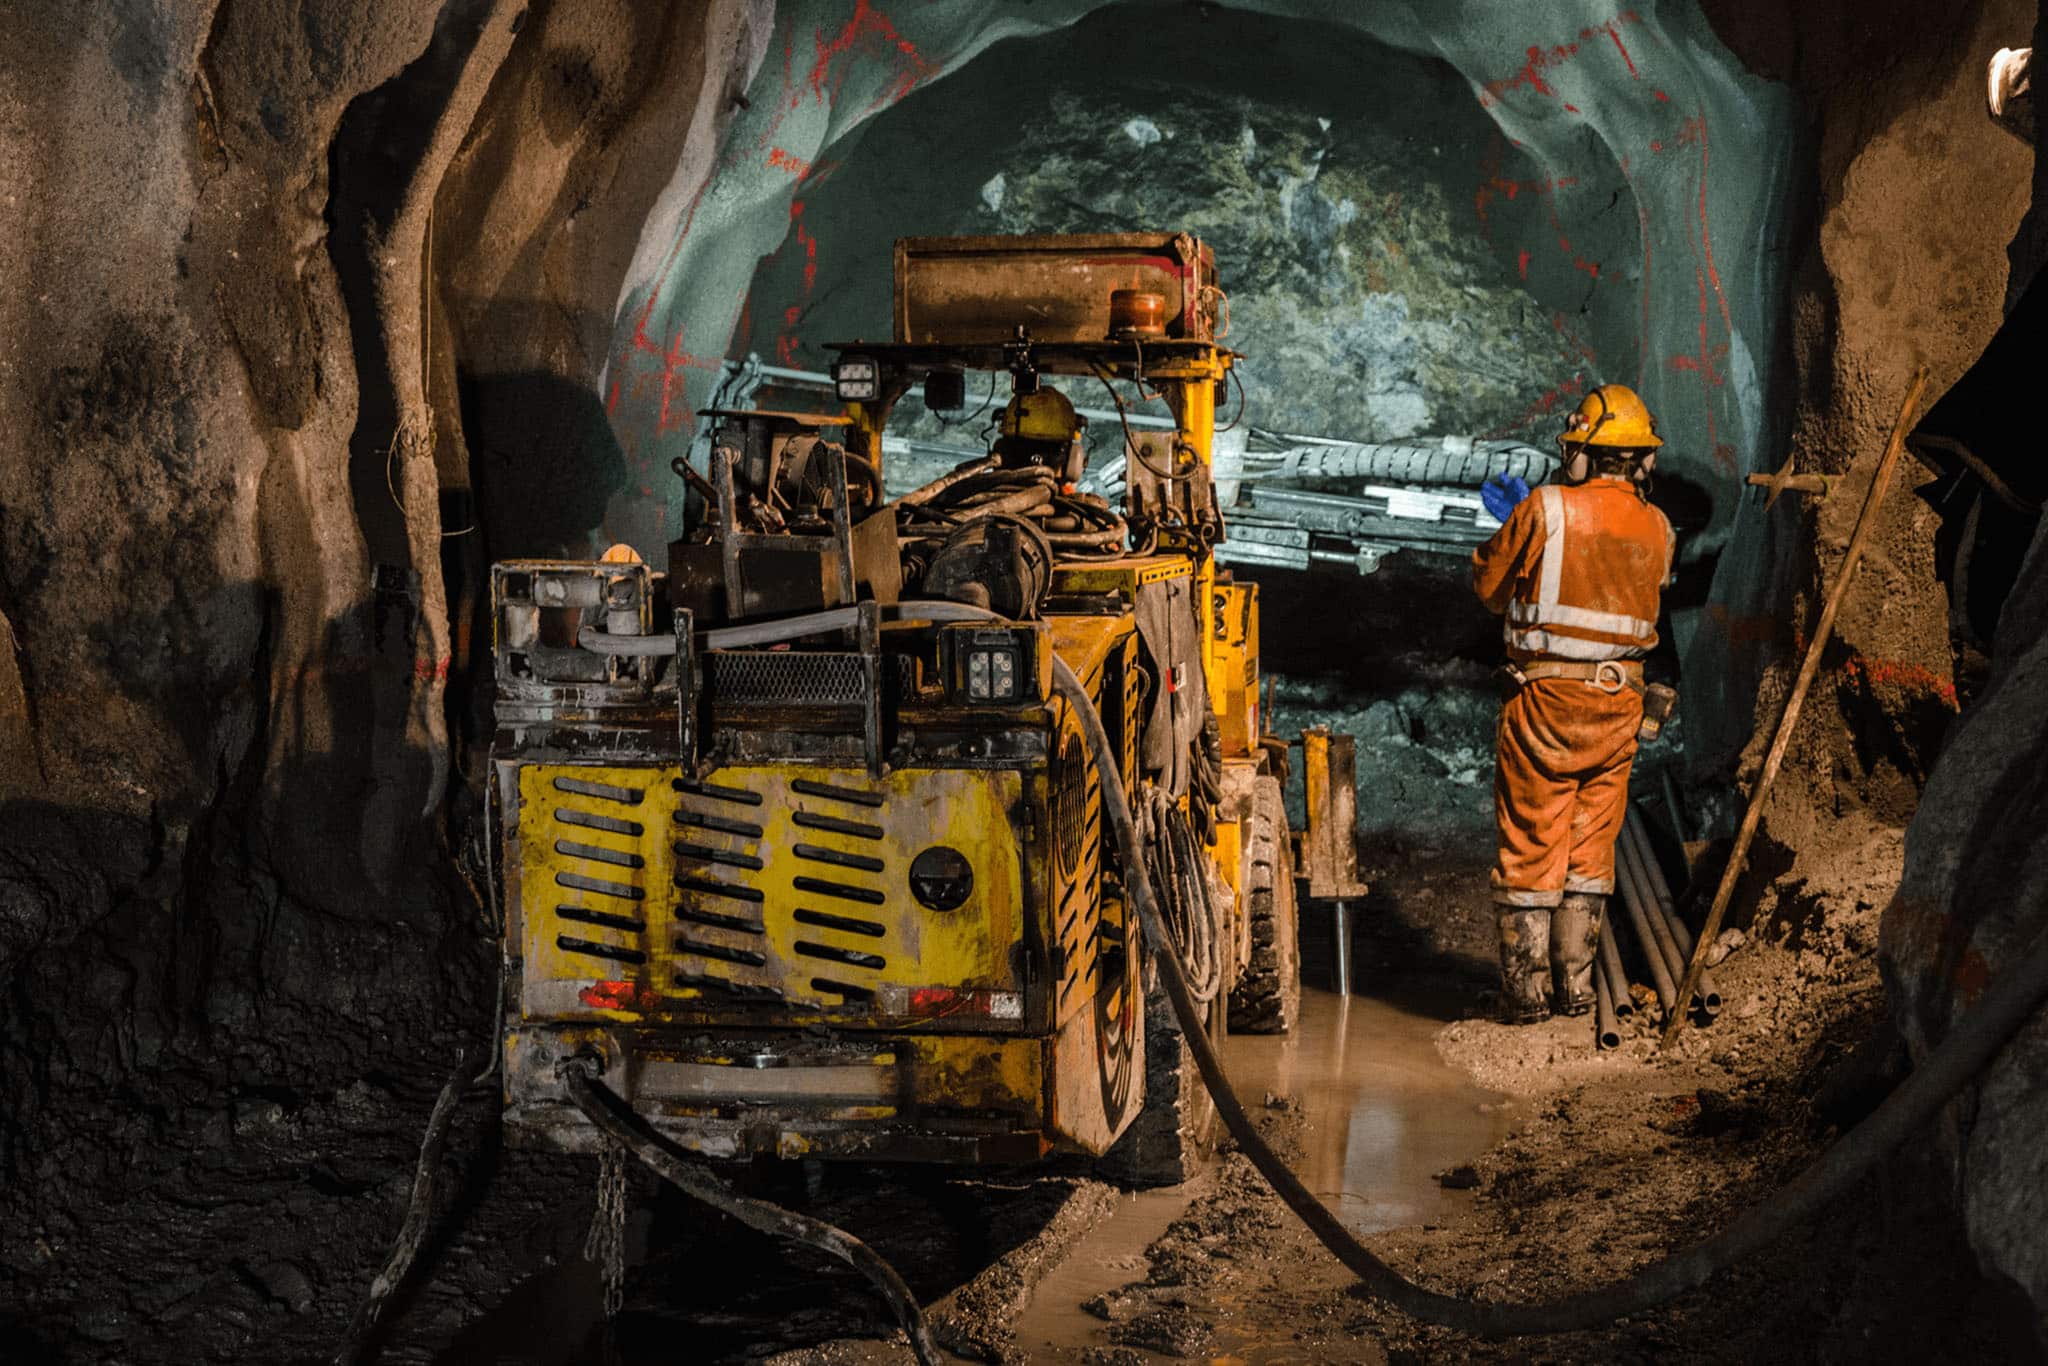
605, 1, 1798, 676
1876, 1, 2048, 1330
733, 9, 1597, 452
0, 0, 2044, 1334
0, 0, 770, 1188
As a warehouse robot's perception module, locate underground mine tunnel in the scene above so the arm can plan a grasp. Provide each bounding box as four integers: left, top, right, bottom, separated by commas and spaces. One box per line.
6, 0, 2048, 1360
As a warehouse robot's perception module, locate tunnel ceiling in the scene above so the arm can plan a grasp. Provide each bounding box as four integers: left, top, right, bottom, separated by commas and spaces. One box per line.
597, 0, 1797, 598
735, 9, 1599, 451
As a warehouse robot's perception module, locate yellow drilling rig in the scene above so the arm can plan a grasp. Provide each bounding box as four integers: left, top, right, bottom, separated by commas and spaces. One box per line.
487, 233, 1363, 1181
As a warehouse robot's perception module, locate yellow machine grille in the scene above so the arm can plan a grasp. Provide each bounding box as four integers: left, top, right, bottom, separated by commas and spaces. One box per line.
517, 765, 1024, 1019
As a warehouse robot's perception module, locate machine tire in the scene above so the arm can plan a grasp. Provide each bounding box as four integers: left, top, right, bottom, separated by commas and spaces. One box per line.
1098, 799, 1230, 1188
1228, 775, 1300, 1035
1097, 965, 1224, 1187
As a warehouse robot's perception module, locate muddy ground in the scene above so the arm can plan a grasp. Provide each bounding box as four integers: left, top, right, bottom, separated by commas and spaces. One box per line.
5, 827, 2040, 1364
741, 831, 2041, 1365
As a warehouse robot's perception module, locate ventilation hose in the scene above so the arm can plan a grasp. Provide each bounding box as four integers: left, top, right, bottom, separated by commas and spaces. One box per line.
1048, 653, 2048, 1337
556, 1059, 944, 1365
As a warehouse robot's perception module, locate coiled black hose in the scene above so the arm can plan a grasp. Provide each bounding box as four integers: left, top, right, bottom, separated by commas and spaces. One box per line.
897, 459, 1130, 556
1143, 787, 1224, 1005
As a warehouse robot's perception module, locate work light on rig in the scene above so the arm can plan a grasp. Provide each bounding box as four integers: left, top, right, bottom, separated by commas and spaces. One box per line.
831, 352, 879, 402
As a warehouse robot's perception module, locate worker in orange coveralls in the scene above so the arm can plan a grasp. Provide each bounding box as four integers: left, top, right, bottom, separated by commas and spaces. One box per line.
1472, 384, 1676, 1023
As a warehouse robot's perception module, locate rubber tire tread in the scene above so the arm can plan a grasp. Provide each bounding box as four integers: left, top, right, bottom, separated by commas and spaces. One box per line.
1228, 775, 1300, 1034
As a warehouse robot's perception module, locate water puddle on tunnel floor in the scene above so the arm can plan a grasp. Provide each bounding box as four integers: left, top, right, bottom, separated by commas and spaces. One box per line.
1016, 985, 1513, 1360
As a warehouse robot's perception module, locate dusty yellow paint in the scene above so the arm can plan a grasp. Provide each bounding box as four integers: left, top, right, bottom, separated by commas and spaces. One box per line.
1050, 555, 1191, 596
1044, 614, 1133, 691
1210, 579, 1261, 758
902, 1034, 1043, 1114
1040, 617, 1145, 1153
516, 763, 1024, 1019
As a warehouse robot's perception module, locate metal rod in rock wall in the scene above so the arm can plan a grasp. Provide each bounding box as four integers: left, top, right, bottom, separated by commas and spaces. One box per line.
1620, 824, 1709, 1018
1626, 809, 1720, 1015
1598, 908, 1634, 1017
1616, 856, 1678, 1015
1663, 366, 1930, 1047
1594, 960, 1622, 1050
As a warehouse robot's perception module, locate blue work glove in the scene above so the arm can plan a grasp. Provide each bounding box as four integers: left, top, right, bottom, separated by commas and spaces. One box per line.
1481, 474, 1531, 523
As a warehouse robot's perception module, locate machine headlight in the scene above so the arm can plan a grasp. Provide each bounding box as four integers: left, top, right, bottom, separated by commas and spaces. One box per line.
909, 846, 974, 911
965, 642, 1022, 702
832, 355, 879, 402
943, 623, 1044, 705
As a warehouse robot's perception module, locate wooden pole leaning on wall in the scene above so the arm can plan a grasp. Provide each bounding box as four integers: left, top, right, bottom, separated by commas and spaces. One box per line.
1660, 364, 1931, 1049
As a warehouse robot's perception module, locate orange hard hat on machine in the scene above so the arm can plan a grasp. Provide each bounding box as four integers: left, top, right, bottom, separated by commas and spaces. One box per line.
1559, 383, 1662, 453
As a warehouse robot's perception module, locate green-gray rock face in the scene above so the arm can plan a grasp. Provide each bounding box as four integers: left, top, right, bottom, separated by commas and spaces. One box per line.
739, 20, 1579, 449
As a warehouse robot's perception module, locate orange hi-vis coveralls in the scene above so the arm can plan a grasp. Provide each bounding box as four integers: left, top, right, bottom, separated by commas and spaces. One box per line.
1471, 477, 1675, 908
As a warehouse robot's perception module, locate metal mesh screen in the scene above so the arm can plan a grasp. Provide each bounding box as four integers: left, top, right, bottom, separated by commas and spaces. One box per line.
707, 650, 867, 705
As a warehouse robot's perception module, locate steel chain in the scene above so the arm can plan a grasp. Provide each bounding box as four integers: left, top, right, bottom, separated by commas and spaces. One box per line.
583, 1139, 628, 1317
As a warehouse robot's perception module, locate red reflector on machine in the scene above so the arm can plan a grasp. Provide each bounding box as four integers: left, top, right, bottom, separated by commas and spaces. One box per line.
579, 979, 660, 1012
889, 986, 1024, 1021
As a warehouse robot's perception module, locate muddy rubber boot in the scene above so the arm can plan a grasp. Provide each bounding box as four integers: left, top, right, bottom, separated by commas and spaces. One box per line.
1550, 892, 1604, 1017
1496, 907, 1552, 1024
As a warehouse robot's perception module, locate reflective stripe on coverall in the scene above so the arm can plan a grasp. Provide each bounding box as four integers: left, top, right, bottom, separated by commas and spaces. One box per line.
1472, 478, 1674, 907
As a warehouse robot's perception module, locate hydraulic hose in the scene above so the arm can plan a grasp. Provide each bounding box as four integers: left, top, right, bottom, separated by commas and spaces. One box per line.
1048, 653, 2048, 1338
335, 1054, 474, 1366
1143, 787, 1224, 1005
557, 1059, 943, 1366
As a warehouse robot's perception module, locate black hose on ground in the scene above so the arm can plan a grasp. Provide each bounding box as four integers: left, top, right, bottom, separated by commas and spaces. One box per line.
1049, 654, 2048, 1338
335, 1052, 474, 1366
556, 1058, 944, 1366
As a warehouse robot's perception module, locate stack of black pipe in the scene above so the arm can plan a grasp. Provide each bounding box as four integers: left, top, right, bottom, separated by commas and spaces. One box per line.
1594, 803, 1720, 1048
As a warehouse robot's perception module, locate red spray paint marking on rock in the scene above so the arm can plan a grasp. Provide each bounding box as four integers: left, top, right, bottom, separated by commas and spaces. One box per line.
1478, 9, 1644, 108
806, 0, 934, 117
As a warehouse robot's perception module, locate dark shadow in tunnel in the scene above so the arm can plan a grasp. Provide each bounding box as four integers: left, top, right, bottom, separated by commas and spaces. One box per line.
430, 1147, 1097, 1364
458, 365, 629, 562
447, 363, 631, 764
1912, 261, 2048, 658
1649, 468, 1718, 548
1242, 556, 1502, 690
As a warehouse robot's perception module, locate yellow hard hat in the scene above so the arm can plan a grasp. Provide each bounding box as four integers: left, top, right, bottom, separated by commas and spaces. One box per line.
999, 387, 1082, 443
1560, 383, 1662, 450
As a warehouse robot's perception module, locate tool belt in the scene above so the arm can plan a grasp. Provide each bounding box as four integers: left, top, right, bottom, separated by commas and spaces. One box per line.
1499, 659, 1644, 695
1496, 659, 1679, 743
